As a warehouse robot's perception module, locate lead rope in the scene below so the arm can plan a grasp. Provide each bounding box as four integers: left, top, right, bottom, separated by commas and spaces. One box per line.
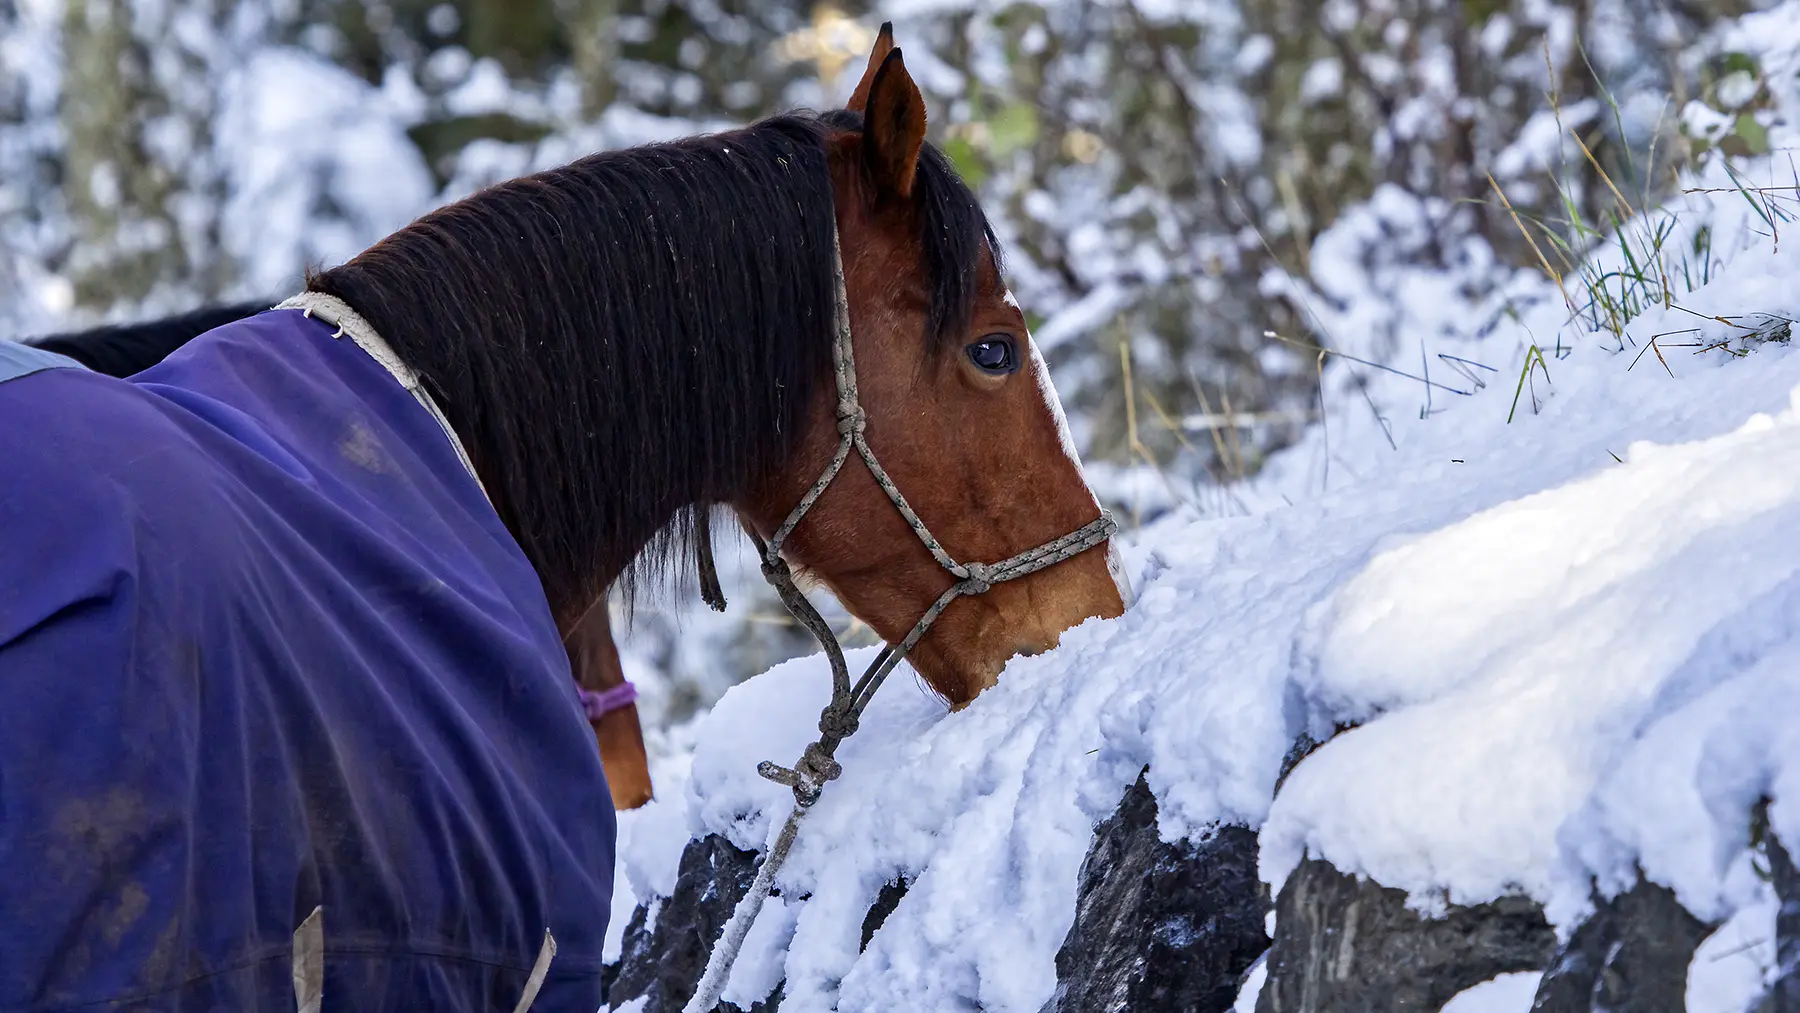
679, 232, 1114, 1013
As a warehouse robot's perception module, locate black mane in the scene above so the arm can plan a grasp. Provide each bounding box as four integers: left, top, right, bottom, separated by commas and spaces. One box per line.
26, 301, 269, 377
308, 111, 997, 616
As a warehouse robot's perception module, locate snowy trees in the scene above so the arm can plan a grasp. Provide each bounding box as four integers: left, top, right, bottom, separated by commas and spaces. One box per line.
60, 0, 237, 310
875, 0, 1736, 488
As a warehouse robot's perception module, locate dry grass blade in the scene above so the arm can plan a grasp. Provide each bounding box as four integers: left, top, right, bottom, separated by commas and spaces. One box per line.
1570, 127, 1635, 219
1490, 173, 1578, 320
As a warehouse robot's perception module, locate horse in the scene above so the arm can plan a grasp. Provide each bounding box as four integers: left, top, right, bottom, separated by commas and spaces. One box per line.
0, 27, 1124, 1011
22, 305, 658, 811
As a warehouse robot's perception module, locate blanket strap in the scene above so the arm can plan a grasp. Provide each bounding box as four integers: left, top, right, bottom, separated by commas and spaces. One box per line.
293, 907, 324, 1013
509, 930, 558, 1013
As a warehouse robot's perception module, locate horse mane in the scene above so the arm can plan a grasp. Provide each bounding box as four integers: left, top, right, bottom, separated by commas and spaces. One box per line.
25, 301, 269, 377
307, 110, 998, 616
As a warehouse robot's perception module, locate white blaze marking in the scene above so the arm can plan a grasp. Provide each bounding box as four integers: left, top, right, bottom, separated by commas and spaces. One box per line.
1106, 540, 1136, 607
1009, 289, 1084, 470
1028, 335, 1085, 469
1009, 289, 1131, 604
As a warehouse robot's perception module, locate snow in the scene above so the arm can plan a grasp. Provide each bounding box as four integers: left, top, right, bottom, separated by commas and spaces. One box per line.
1264, 386, 1800, 912
1439, 972, 1542, 1013
216, 48, 434, 297
1230, 958, 1266, 1012
610, 4, 1800, 1008
1028, 280, 1133, 353
1689, 889, 1781, 1012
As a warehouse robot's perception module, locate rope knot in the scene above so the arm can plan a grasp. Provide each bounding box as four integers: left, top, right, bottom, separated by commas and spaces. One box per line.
758, 741, 843, 807
796, 743, 843, 786
837, 405, 866, 436
818, 703, 860, 741
760, 554, 791, 582
960, 562, 994, 595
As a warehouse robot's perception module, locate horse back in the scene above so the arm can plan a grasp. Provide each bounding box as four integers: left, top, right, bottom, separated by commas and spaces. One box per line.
0, 312, 614, 1011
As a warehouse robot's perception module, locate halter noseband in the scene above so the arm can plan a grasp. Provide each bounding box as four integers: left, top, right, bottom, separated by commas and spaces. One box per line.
747, 228, 1117, 808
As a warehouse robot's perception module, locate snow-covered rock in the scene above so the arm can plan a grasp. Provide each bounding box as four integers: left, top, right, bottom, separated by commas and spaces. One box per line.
600, 6, 1800, 1010
1532, 879, 1712, 1013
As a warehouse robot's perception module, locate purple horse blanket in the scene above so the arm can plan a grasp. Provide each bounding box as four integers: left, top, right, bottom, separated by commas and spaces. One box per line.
0, 311, 614, 1010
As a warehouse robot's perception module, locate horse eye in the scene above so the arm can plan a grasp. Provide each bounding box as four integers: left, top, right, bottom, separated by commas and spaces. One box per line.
966, 336, 1018, 375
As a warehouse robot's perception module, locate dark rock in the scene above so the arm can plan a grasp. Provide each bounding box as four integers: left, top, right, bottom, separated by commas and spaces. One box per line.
724, 989, 782, 1013
1530, 876, 1712, 1012
1039, 772, 1268, 1013
860, 878, 910, 952
1258, 858, 1556, 1013
1771, 832, 1799, 1012
604, 833, 777, 1013
1274, 732, 1325, 794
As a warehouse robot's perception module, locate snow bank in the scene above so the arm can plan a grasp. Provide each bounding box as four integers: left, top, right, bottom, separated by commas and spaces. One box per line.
1260, 0, 1800, 931
1689, 890, 1782, 1012
1264, 383, 1800, 916
610, 5, 1800, 1009
618, 311, 1800, 1011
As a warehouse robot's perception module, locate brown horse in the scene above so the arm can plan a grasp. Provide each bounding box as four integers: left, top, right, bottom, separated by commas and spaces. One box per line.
736, 30, 1128, 702
303, 29, 1123, 710
1, 27, 1124, 1010
19, 24, 1120, 800
564, 605, 654, 808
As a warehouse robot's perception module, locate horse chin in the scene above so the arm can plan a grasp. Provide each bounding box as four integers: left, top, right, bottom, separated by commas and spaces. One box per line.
909, 649, 1007, 710
907, 561, 1127, 708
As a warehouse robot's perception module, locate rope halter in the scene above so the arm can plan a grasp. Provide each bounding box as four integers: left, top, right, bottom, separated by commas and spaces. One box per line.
682, 226, 1115, 1013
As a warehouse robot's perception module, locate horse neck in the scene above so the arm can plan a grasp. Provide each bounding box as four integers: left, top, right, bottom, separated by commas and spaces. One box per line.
307, 126, 841, 620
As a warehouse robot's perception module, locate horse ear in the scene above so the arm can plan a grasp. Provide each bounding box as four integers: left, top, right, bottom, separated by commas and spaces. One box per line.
861, 47, 927, 199
846, 22, 896, 114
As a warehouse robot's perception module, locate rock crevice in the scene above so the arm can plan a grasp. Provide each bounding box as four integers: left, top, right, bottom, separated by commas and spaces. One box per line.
1255, 858, 1557, 1013
1038, 771, 1269, 1013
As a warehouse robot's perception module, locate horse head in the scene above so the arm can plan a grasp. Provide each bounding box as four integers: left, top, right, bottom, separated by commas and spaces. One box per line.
308, 26, 1128, 736
738, 29, 1129, 707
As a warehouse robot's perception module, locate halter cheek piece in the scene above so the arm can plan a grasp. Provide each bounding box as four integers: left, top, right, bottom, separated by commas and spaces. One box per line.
684, 228, 1116, 1013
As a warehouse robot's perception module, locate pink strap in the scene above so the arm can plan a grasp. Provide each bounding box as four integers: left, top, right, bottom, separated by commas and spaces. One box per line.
577, 681, 638, 721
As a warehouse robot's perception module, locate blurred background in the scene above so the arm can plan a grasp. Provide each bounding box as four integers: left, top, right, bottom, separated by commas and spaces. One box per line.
0, 0, 1775, 738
